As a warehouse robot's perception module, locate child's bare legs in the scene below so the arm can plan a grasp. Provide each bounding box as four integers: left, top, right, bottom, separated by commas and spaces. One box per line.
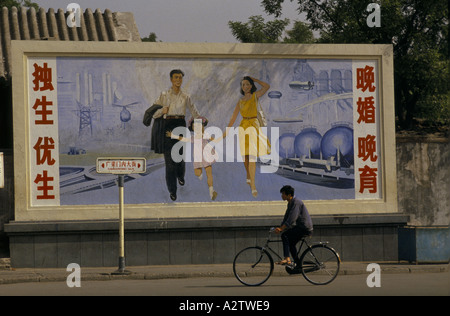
196, 166, 217, 200
205, 166, 213, 187
194, 167, 203, 180
205, 166, 217, 200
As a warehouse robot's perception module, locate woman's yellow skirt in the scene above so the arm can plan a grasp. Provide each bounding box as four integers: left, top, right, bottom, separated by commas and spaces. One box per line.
239, 118, 271, 159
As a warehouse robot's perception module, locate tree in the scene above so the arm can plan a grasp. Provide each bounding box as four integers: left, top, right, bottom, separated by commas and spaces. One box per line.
0, 0, 39, 10
229, 15, 314, 44
283, 20, 314, 43
261, 0, 449, 130
141, 32, 160, 42
228, 15, 290, 43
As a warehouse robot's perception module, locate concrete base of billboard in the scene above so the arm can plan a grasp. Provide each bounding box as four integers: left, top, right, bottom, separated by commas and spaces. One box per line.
5, 214, 408, 268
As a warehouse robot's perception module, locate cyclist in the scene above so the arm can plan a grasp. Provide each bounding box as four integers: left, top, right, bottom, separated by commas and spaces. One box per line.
274, 185, 313, 265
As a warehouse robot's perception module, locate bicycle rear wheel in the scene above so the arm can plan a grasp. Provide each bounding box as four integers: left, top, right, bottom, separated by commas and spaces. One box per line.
233, 246, 274, 286
299, 244, 340, 285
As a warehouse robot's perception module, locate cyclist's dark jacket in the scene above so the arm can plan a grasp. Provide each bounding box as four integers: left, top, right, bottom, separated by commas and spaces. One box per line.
281, 197, 313, 233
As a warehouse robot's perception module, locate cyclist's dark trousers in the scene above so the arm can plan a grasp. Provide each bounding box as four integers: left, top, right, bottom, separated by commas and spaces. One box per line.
281, 226, 311, 262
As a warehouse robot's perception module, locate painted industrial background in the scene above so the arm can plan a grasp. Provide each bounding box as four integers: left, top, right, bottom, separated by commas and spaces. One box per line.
55, 57, 357, 205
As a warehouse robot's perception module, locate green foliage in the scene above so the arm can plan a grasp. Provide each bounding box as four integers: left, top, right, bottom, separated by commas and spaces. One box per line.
228, 14, 314, 44
283, 20, 314, 43
258, 0, 449, 130
0, 0, 39, 10
228, 15, 290, 43
141, 32, 160, 42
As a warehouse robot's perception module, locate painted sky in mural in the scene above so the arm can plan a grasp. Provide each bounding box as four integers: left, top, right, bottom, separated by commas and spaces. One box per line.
54, 57, 362, 205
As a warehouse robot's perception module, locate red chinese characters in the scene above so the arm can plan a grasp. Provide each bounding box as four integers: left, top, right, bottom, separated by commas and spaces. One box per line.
34, 170, 55, 200
33, 137, 56, 166
31, 62, 57, 201
357, 134, 377, 162
358, 165, 378, 194
356, 65, 378, 195
97, 158, 145, 174
356, 65, 376, 92
32, 96, 54, 125
356, 96, 375, 124
32, 62, 54, 92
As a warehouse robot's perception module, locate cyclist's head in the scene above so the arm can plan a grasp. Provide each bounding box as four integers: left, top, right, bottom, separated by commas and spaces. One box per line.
280, 185, 294, 197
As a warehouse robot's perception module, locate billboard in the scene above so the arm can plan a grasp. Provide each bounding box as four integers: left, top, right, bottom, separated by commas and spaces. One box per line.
12, 41, 397, 221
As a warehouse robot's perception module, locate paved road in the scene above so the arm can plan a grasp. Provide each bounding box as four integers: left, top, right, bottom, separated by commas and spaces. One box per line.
0, 272, 448, 296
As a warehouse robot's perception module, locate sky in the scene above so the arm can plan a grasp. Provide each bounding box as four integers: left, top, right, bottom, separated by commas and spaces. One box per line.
34, 0, 304, 43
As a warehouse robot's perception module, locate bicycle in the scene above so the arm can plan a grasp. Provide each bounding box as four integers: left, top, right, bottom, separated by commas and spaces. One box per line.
233, 228, 341, 286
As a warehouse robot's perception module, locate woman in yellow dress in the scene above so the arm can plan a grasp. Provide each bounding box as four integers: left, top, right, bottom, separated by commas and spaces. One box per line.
225, 76, 271, 197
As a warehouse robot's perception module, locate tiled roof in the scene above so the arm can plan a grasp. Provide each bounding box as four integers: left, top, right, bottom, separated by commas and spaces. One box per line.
0, 6, 141, 78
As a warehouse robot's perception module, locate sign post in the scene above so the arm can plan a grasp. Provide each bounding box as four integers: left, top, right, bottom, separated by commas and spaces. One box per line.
96, 157, 146, 275
0, 153, 4, 189
117, 174, 126, 274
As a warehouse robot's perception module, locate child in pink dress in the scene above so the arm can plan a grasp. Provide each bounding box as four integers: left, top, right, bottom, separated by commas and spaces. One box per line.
166, 117, 218, 200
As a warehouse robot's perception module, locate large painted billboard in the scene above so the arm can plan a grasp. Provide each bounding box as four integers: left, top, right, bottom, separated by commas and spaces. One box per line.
12, 42, 397, 221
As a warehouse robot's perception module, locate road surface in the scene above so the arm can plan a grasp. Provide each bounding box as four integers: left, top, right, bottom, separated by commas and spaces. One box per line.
0, 272, 448, 296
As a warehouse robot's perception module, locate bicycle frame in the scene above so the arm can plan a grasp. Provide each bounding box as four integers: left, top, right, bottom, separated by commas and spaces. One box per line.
260, 230, 316, 263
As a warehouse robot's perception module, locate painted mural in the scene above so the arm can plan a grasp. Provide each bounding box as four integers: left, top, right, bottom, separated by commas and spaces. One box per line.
42, 57, 378, 205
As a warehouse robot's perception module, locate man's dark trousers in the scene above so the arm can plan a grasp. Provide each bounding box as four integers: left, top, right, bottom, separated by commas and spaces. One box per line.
163, 117, 186, 196
281, 226, 312, 263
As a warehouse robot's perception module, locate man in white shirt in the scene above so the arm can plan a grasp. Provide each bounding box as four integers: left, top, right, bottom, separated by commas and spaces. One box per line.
152, 69, 201, 201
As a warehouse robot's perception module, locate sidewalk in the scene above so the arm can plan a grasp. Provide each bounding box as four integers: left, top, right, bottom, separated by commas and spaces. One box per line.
0, 260, 448, 285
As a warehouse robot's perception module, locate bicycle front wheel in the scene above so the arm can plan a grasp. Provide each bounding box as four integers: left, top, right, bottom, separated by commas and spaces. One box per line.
233, 246, 274, 286
299, 244, 340, 285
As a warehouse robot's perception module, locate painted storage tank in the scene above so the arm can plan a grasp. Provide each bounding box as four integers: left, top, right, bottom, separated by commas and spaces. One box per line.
294, 127, 322, 158
278, 133, 296, 158
320, 124, 354, 163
